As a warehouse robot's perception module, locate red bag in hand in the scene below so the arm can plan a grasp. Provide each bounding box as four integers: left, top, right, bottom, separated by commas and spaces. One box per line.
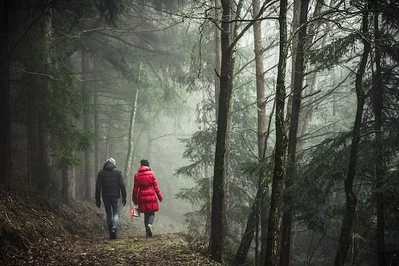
130, 206, 140, 217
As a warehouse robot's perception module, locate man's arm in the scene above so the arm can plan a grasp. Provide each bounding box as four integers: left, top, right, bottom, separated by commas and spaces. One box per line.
118, 171, 127, 200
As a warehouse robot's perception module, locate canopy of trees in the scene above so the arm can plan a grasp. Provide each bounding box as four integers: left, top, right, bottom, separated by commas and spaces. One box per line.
1, 0, 399, 265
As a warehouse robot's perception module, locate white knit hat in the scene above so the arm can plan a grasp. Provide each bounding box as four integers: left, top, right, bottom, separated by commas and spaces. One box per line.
106, 157, 116, 166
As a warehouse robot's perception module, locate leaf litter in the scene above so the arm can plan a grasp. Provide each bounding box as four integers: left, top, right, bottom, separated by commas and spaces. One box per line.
0, 190, 221, 266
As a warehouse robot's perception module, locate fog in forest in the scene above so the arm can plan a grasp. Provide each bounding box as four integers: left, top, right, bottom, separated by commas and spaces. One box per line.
1, 0, 399, 265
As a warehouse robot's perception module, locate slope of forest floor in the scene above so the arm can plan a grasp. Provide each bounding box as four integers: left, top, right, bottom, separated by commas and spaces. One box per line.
0, 189, 220, 266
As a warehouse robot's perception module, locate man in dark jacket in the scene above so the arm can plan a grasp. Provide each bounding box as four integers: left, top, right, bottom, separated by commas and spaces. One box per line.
95, 157, 127, 239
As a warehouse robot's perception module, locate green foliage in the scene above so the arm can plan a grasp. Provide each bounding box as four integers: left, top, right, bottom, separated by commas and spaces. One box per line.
292, 132, 352, 231
308, 33, 358, 70
96, 0, 126, 26
175, 177, 210, 206
46, 65, 95, 169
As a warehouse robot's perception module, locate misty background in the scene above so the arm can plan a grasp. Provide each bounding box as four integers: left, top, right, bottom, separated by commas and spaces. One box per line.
1, 0, 399, 265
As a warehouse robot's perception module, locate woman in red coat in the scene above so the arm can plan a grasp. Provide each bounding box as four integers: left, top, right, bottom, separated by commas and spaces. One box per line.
132, 159, 163, 237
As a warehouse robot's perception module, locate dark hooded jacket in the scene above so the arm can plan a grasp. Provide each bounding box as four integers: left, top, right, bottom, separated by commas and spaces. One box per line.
95, 162, 127, 201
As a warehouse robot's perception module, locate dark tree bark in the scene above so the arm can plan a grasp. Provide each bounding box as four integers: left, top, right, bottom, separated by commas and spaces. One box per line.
334, 9, 371, 266
223, 0, 243, 243
94, 61, 100, 175
279, 0, 309, 265
264, 0, 289, 263
210, 0, 232, 261
207, 0, 221, 238
37, 7, 52, 195
234, 189, 261, 265
0, 0, 11, 190
214, 0, 221, 111
298, 0, 324, 140
372, 9, 386, 266
81, 47, 94, 200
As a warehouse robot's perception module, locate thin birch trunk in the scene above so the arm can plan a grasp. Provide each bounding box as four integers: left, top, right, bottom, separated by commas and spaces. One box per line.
251, 0, 268, 262
104, 99, 116, 160
124, 87, 139, 188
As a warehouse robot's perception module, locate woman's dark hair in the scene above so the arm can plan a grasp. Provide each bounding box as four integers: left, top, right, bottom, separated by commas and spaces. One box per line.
140, 159, 149, 166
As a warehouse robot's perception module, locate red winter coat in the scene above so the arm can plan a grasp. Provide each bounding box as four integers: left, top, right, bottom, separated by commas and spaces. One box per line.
132, 166, 163, 213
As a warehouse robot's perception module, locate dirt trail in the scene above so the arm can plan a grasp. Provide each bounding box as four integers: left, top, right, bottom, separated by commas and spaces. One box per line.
2, 233, 220, 266
0, 190, 220, 266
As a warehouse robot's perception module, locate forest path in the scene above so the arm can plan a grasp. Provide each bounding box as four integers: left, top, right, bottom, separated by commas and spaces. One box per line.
3, 233, 219, 266
1, 190, 219, 265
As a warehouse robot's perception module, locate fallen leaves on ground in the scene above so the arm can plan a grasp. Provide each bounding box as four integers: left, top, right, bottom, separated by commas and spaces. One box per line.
0, 190, 220, 266
2, 233, 221, 266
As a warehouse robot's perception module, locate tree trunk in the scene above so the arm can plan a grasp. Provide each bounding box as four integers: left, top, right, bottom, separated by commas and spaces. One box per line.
81, 47, 94, 200
37, 7, 52, 195
209, 0, 221, 235
223, 0, 242, 242
124, 87, 139, 188
104, 100, 116, 161
62, 162, 76, 202
125, 90, 136, 217
285, 0, 300, 123
298, 0, 325, 140
252, 0, 269, 263
93, 62, 100, 175
234, 109, 275, 266
234, 189, 261, 265
334, 10, 370, 266
214, 0, 221, 113
253, 0, 266, 161
0, 1, 11, 190
264, 0, 288, 263
372, 10, 386, 266
210, 0, 233, 261
279, 0, 309, 265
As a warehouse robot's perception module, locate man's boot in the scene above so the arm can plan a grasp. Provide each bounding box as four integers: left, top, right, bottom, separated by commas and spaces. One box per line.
110, 228, 117, 239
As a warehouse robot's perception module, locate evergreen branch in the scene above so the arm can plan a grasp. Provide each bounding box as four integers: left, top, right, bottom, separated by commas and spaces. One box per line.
230, 0, 279, 51
131, 0, 215, 22
150, 134, 192, 142
240, 134, 259, 161
7, 0, 51, 58
17, 68, 83, 81
94, 31, 165, 54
